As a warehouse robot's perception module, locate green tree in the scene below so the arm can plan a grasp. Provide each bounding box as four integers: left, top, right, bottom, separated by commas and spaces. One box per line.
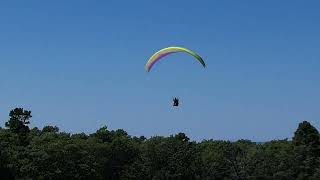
311, 167, 320, 180
5, 108, 32, 134
292, 121, 320, 179
42, 125, 59, 133
0, 128, 15, 179
4, 108, 32, 146
141, 133, 197, 180
196, 140, 231, 179
248, 139, 294, 179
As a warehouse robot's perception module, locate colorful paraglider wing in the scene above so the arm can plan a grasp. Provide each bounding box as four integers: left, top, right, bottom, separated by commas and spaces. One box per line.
145, 47, 206, 72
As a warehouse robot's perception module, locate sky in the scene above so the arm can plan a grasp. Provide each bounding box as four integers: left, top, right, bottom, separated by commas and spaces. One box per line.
0, 1, 319, 141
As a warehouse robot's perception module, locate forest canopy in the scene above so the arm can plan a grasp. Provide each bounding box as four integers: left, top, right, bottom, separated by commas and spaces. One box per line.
0, 108, 319, 179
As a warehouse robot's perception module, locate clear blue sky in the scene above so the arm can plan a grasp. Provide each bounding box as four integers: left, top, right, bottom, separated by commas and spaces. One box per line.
0, 1, 319, 141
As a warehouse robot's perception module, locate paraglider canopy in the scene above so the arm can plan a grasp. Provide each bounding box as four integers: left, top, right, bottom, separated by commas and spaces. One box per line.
145, 46, 206, 72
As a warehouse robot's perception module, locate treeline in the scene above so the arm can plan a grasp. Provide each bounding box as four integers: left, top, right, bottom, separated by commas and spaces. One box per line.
0, 108, 320, 179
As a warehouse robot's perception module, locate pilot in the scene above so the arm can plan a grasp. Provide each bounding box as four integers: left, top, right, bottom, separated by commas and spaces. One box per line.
173, 97, 179, 106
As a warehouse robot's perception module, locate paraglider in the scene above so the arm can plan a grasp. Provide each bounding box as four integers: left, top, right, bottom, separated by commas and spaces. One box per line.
145, 46, 206, 107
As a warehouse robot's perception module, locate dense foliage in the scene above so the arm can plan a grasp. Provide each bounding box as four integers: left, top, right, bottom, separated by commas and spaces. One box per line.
0, 108, 319, 179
